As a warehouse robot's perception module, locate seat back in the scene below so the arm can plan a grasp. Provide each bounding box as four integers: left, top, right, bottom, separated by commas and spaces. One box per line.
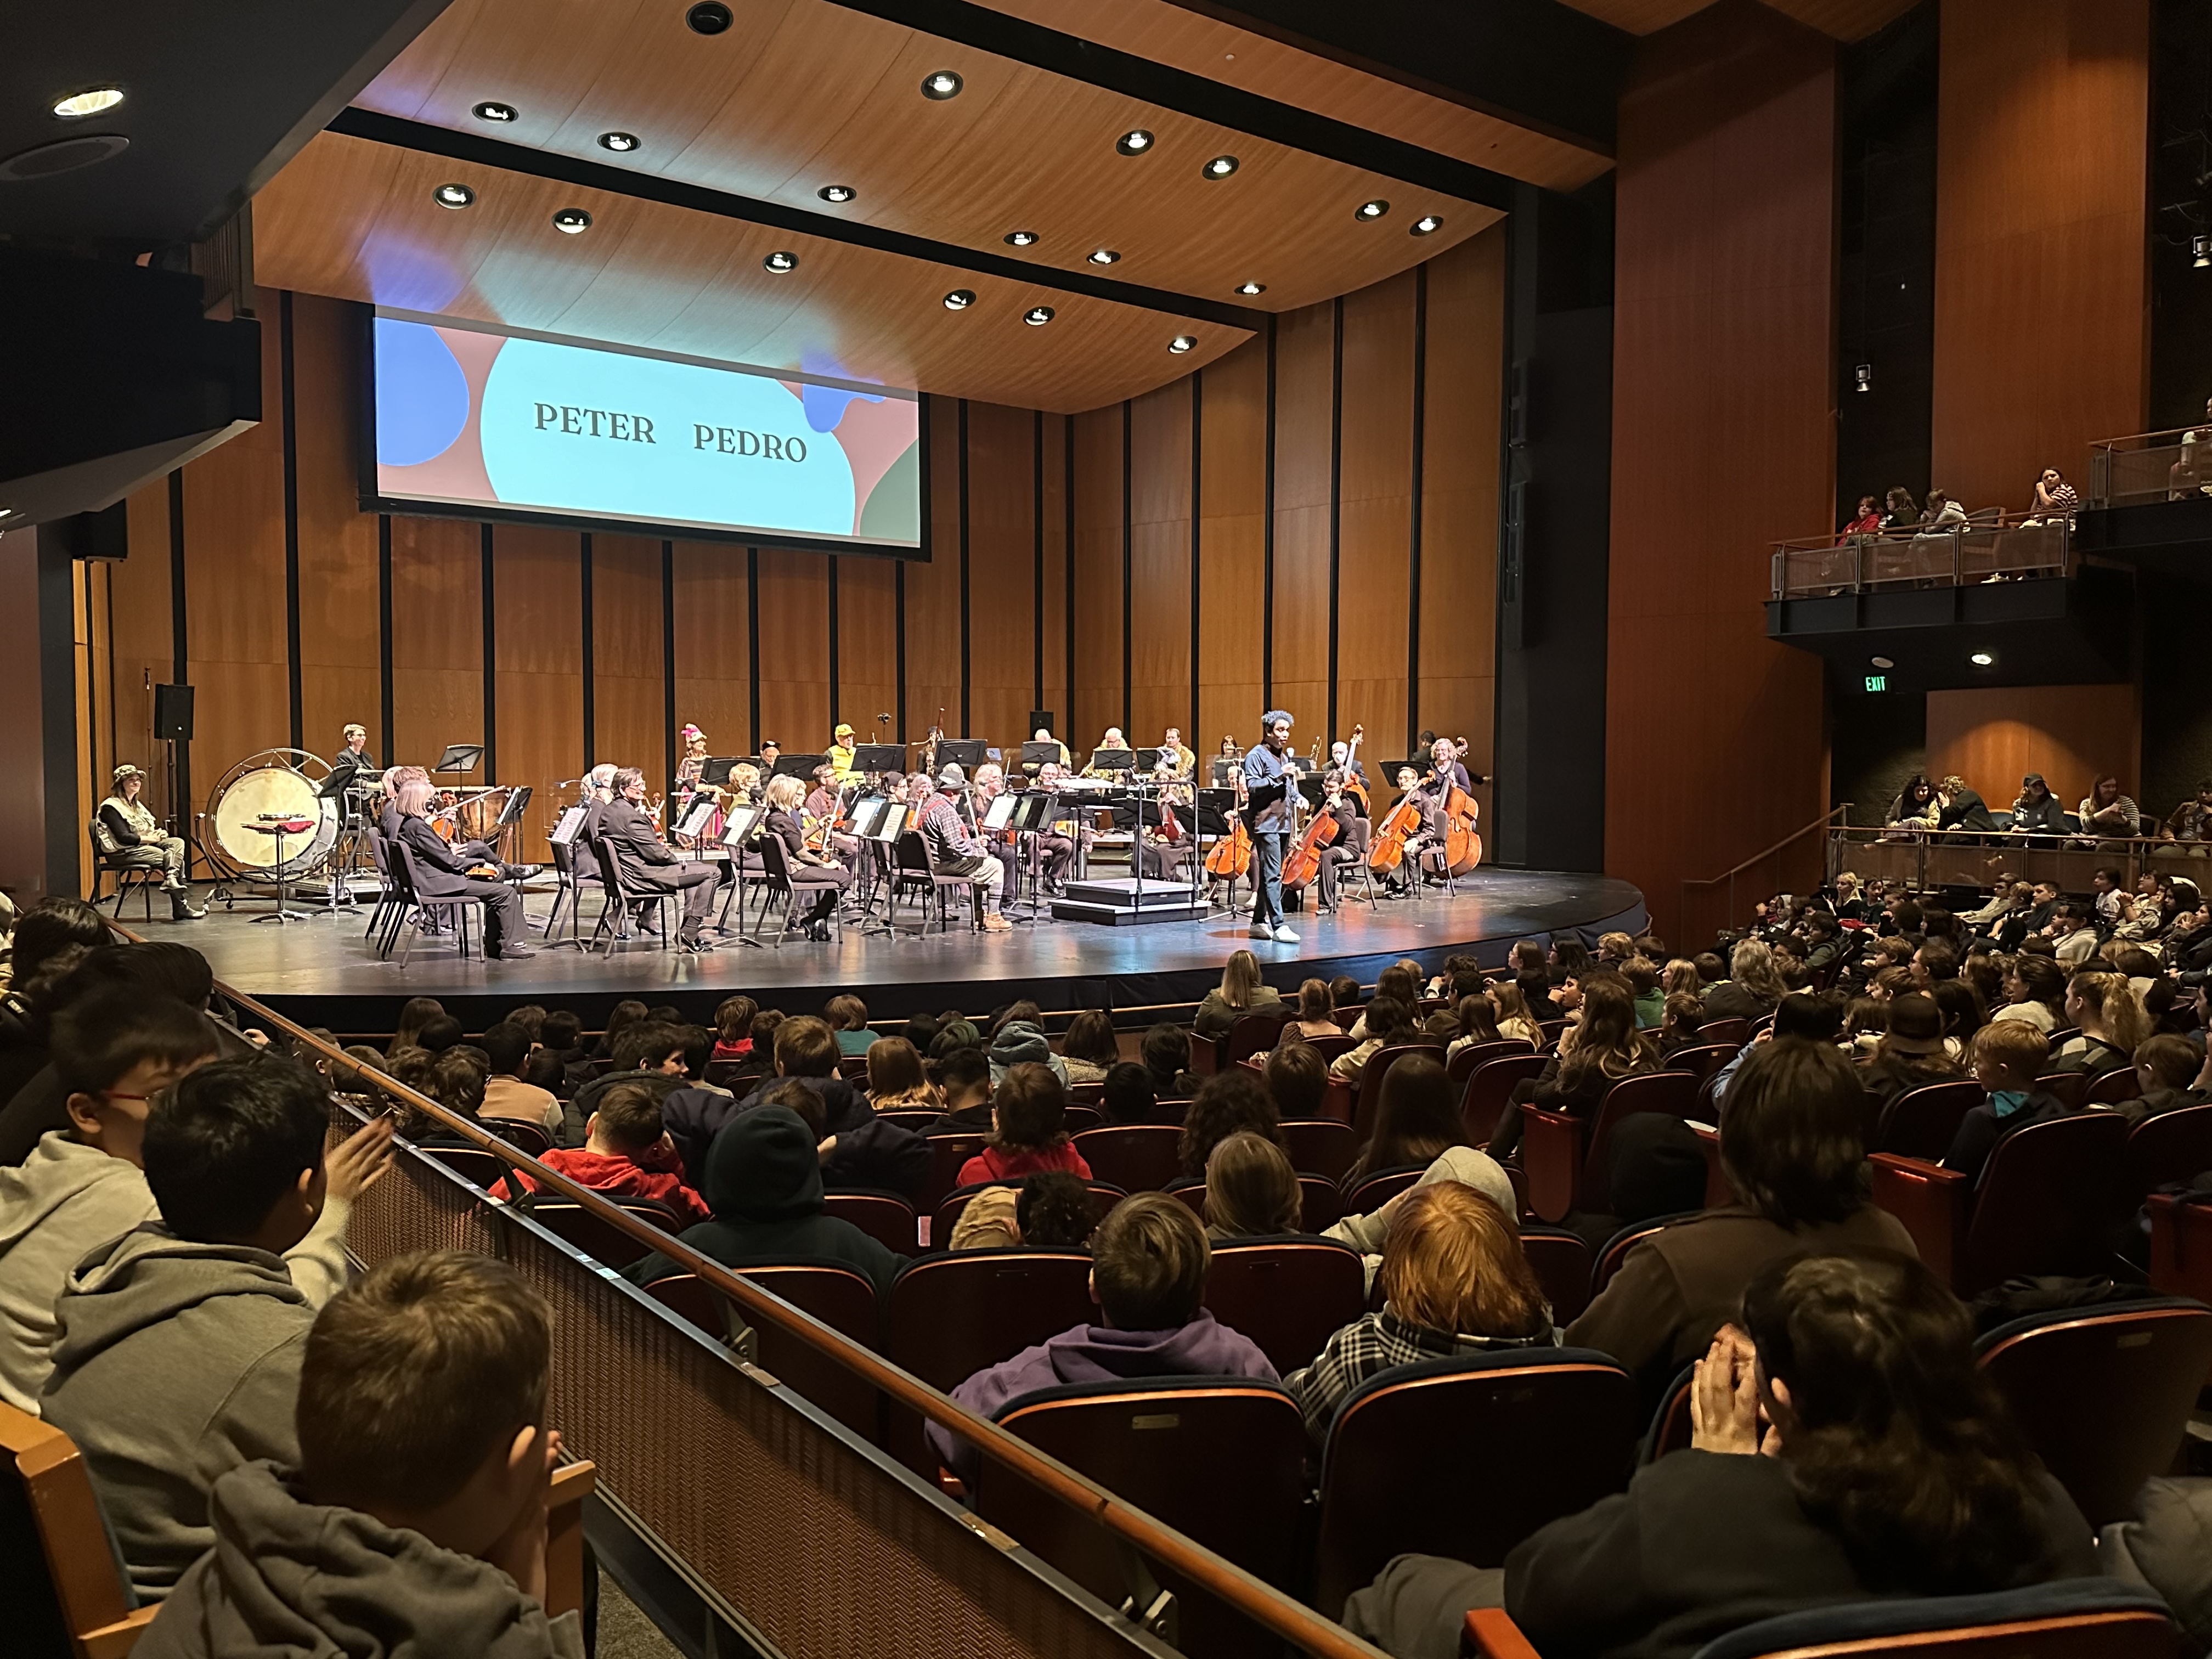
520, 1198, 662, 1268
1460, 1053, 1549, 1143
822, 1190, 918, 1255
1302, 1032, 1357, 1064
641, 1263, 883, 1441
1341, 1165, 1425, 1215
1519, 1227, 1593, 1323
883, 1251, 1097, 1474
2126, 1105, 2212, 1199
419, 1143, 514, 1193
1351, 1044, 1446, 1143
1873, 1080, 1985, 1160
757, 830, 795, 893
1219, 1013, 1289, 1069
1298, 1175, 1345, 1233
1961, 1111, 2131, 1294
1640, 1363, 1695, 1464
1447, 1040, 1531, 1084
1679, 1578, 2175, 1659
934, 1181, 1125, 1244
1700, 1017, 1751, 1049
918, 1133, 988, 1212
1977, 1299, 2212, 1528
1578, 1071, 1700, 1212
1664, 1042, 1738, 1083
0, 1400, 150, 1658
1279, 1118, 1359, 1182
975, 1380, 1309, 1659
1071, 1124, 1187, 1193
2087, 1066, 2144, 1107
1590, 1212, 1694, 1302
1314, 1349, 1638, 1614
1202, 1239, 1367, 1373
484, 1118, 554, 1158
2036, 1070, 2087, 1111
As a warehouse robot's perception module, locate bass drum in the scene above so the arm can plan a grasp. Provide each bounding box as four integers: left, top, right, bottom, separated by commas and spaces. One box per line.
207, 751, 339, 879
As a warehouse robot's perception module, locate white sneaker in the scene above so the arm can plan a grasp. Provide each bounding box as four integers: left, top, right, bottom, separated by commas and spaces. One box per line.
1249, 923, 1275, 939
1274, 925, 1300, 944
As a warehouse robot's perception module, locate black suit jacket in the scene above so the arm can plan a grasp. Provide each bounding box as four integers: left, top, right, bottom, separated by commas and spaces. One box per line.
568, 798, 607, 881
599, 799, 682, 892
397, 814, 482, 895
321, 748, 378, 800
1937, 788, 1996, 832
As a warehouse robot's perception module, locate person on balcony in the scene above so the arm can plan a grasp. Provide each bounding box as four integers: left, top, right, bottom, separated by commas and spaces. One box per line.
1878, 486, 1918, 530
2006, 774, 2068, 842
1836, 495, 1880, 541
1881, 774, 1939, 838
2075, 775, 2141, 847
1916, 489, 1968, 533
1934, 775, 1996, 839
2160, 780, 2212, 856
2022, 466, 2077, 526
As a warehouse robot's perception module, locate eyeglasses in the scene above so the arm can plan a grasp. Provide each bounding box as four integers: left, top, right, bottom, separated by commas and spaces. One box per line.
98, 1091, 152, 1105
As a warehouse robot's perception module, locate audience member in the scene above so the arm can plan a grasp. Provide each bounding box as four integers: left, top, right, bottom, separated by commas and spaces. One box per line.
1324, 1147, 1517, 1289
1330, 975, 1364, 1013
1491, 977, 1654, 1158
865, 1037, 940, 1111
512, 1079, 708, 1223
1859, 992, 1963, 1119
926, 1047, 995, 1134
1701, 939, 1788, 1019
1196, 950, 1285, 1038
561, 1020, 688, 1146
2076, 775, 2140, 846
988, 1001, 1069, 1086
947, 1186, 1021, 1251
2123, 1033, 2207, 1122
1444, 994, 1505, 1059
1016, 1171, 1095, 1249
957, 1063, 1091, 1187
1345, 1054, 1465, 1187
1177, 1069, 1280, 1179
1059, 1010, 1120, 1084
1102, 1060, 1158, 1125
1654, 993, 1708, 1058
1263, 1040, 1329, 1121
1141, 1023, 1202, 1100
1991, 954, 2066, 1031
823, 994, 875, 1057
1331, 994, 1417, 1084
709, 996, 758, 1065
926, 1195, 1275, 1485
1283, 978, 1343, 1042
2050, 970, 2146, 1079
1201, 1132, 1302, 1239
1944, 1022, 2064, 1181
478, 1022, 562, 1136
1511, 972, 1560, 1029
1351, 966, 1421, 1041
1928, 978, 1985, 1052
386, 997, 445, 1057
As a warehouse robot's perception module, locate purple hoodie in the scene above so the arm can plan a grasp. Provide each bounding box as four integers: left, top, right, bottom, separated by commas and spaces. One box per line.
927, 1309, 1278, 1485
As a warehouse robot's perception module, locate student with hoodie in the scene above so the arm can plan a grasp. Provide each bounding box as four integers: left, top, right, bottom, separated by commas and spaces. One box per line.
925, 1046, 995, 1135
39, 1056, 394, 1600
621, 1104, 908, 1295
138, 1250, 582, 1659
558, 1020, 688, 1147
987, 1000, 1071, 1086
712, 1016, 930, 1199
1323, 1144, 1520, 1293
927, 1194, 1276, 1486
0, 994, 217, 1412
511, 1080, 709, 1224
956, 1062, 1092, 1187
1943, 1020, 2069, 1182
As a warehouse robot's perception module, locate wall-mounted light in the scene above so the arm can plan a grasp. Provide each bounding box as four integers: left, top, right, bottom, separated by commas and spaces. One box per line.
1854, 363, 1873, 393
1869, 655, 1894, 669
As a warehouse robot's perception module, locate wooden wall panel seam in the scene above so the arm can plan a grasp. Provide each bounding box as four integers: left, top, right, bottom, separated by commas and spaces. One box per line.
660, 540, 676, 792
1190, 368, 1203, 743
958, 399, 972, 735
1122, 399, 1134, 736
481, 524, 498, 782
378, 515, 394, 763
580, 533, 596, 766
895, 558, 907, 738
747, 546, 761, 752
828, 556, 842, 729
1408, 263, 1427, 753
280, 292, 303, 753
1033, 411, 1045, 708
1328, 295, 1345, 745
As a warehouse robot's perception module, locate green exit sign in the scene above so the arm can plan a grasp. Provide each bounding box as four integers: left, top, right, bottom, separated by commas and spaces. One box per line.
1864, 674, 1888, 692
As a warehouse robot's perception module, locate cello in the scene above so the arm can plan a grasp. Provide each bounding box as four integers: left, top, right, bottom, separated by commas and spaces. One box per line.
1204, 759, 1252, 879
1367, 788, 1421, 874
1282, 780, 1343, 888
1338, 724, 1369, 817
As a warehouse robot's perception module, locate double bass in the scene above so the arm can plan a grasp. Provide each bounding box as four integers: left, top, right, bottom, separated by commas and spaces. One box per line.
1436, 736, 1483, 875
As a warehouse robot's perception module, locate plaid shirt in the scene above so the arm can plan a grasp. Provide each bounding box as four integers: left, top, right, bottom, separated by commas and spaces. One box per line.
1285, 1308, 1558, 1442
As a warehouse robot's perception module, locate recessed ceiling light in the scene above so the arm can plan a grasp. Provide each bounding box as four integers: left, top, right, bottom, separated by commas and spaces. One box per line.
1233, 281, 1265, 296
1869, 655, 1894, 670
596, 131, 639, 153
0, 507, 15, 520
1969, 651, 1994, 667
817, 183, 855, 204
1410, 214, 1443, 235
1356, 199, 1389, 221
763, 250, 798, 273
686, 1, 733, 33
433, 182, 476, 209
922, 70, 964, 100
52, 87, 125, 119
1004, 230, 1039, 247
1203, 155, 1239, 179
1169, 335, 1196, 354
1024, 306, 1054, 326
1087, 248, 1119, 266
944, 289, 975, 311
1116, 129, 1153, 156
472, 100, 518, 123
551, 207, 592, 234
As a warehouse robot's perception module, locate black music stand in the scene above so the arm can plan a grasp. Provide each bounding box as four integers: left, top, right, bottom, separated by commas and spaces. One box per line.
714, 804, 766, 949
851, 743, 907, 776
1087, 747, 1135, 775
935, 738, 987, 773
771, 753, 827, 782
1018, 740, 1062, 778
699, 757, 740, 788
853, 801, 907, 939
544, 806, 592, 951
433, 743, 484, 775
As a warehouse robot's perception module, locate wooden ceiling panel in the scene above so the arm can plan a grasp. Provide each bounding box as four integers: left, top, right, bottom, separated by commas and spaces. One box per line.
1556, 0, 1711, 32
352, 0, 1497, 313
1560, 0, 1918, 38
957, 0, 1615, 190
254, 132, 1252, 413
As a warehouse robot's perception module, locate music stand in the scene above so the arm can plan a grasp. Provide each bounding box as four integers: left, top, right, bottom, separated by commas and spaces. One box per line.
1135, 748, 1163, 771
545, 807, 591, 950
1210, 757, 1241, 787
935, 738, 987, 772
700, 757, 739, 787
852, 801, 908, 939
848, 797, 889, 838
433, 743, 484, 775
981, 792, 1017, 833
674, 794, 718, 841
851, 743, 908, 775
772, 752, 828, 782
715, 805, 766, 948
1019, 740, 1062, 772
1088, 747, 1135, 774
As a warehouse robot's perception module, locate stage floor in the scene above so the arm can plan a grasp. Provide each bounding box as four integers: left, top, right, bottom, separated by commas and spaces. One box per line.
178, 868, 1646, 1031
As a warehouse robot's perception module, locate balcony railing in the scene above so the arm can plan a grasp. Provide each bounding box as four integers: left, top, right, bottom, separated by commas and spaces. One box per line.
1770, 512, 2072, 601
2088, 427, 2212, 508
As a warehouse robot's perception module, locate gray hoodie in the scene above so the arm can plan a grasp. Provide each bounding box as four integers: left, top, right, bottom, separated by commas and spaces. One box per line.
0, 1132, 159, 1413
39, 1215, 348, 1602
137, 1459, 584, 1659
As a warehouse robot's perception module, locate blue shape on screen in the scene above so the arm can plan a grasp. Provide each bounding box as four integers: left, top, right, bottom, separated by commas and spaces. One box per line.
373, 319, 471, 467
798, 352, 885, 434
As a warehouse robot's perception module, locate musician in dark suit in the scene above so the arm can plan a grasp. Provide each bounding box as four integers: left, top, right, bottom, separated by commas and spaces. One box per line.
601, 766, 722, 950
391, 774, 533, 960
320, 724, 379, 800
764, 774, 849, 938
568, 764, 617, 882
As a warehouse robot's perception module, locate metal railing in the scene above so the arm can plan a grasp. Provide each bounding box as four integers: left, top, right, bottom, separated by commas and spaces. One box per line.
1679, 806, 1850, 943
1830, 823, 2196, 898
1770, 515, 2072, 600
2088, 427, 2212, 509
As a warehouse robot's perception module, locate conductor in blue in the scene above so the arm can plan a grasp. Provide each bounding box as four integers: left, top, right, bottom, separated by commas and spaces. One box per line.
1243, 711, 1300, 944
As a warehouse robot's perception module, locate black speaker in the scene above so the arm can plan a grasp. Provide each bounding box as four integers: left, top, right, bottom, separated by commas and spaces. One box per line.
1028, 709, 1054, 735
57, 500, 129, 561
154, 682, 194, 742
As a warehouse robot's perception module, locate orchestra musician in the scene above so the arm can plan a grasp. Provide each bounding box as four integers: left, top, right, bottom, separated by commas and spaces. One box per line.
390, 772, 533, 961
1027, 726, 1073, 776
805, 764, 858, 861
727, 761, 763, 807
1028, 763, 1080, 889
827, 723, 858, 781
1425, 736, 1475, 797
96, 764, 205, 921
764, 774, 849, 939
1287, 769, 1364, 912
1382, 764, 1440, 894
1158, 726, 1195, 778
601, 766, 724, 952
758, 739, 782, 780
1328, 738, 1369, 793
1244, 711, 1299, 943
1082, 728, 1135, 779
320, 724, 379, 801
378, 764, 518, 873
912, 766, 1012, 932
672, 724, 726, 847
569, 764, 617, 881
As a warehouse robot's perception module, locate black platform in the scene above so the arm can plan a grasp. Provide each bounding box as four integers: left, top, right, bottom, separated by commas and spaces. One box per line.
180, 867, 1646, 1034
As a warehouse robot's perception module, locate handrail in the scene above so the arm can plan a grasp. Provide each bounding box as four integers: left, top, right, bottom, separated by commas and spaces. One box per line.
1770, 507, 2046, 552
1682, 808, 1850, 891
115, 923, 1383, 1659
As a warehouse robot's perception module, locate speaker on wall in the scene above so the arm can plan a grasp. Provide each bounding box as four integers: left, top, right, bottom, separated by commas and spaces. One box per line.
1028, 709, 1055, 736
154, 682, 195, 742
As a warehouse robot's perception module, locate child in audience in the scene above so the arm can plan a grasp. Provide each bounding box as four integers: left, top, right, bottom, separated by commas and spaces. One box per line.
825, 994, 875, 1057
1202, 1131, 1302, 1239
1944, 1020, 2066, 1182
1018, 1170, 1096, 1248
927, 1194, 1276, 1485
1177, 1069, 1282, 1178
561, 1020, 689, 1146
1282, 978, 1342, 1042
709, 995, 758, 1064
1102, 1060, 1157, 1125
1654, 992, 1707, 1058
40, 1056, 393, 1600
1331, 994, 1417, 1084
512, 1080, 709, 1224
2124, 1032, 2209, 1122
1343, 1054, 1466, 1187
387, 996, 445, 1056
866, 1037, 941, 1111
1059, 1010, 1121, 1083
927, 1046, 995, 1134
479, 1021, 562, 1135
1493, 978, 1544, 1045
1141, 1024, 1202, 1099
1858, 992, 1962, 1119
947, 1186, 1021, 1250
1445, 994, 1506, 1059
957, 1063, 1092, 1187
1263, 1040, 1329, 1121
0, 994, 217, 1413
2050, 970, 2147, 1079
1288, 1183, 1553, 1441
138, 1251, 580, 1658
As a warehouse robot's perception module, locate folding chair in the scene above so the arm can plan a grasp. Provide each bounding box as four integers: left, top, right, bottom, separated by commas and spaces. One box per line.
388, 840, 485, 967
759, 833, 845, 947
362, 829, 403, 948
587, 833, 676, 955
1072, 1124, 1187, 1193
87, 825, 160, 923
1203, 1238, 1367, 1373
640, 1263, 883, 1441
541, 836, 606, 949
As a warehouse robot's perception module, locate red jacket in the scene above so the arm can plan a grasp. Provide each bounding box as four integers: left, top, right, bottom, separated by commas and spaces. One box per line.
956, 1141, 1092, 1189
515, 1147, 711, 1226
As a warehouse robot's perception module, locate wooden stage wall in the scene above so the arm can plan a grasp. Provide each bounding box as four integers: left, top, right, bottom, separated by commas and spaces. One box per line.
86, 232, 1503, 856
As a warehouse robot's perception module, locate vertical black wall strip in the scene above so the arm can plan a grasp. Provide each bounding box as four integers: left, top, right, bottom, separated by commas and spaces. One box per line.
957, 399, 972, 734
1031, 410, 1045, 708
579, 533, 596, 768
660, 540, 677, 792
1407, 263, 1429, 754
894, 559, 908, 741
103, 563, 118, 791
746, 547, 761, 752
376, 516, 394, 765
1327, 297, 1344, 747
1063, 419, 1075, 731
827, 556, 841, 729
1188, 371, 1203, 744
80, 563, 98, 825
167, 471, 190, 823
279, 291, 303, 751
479, 524, 498, 783
1262, 319, 1278, 713
1120, 399, 1133, 736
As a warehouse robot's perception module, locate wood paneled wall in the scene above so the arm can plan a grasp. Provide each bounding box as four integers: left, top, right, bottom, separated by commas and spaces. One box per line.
1931, 0, 2151, 511
1926, 685, 2143, 812
1606, 0, 1837, 943
87, 235, 1502, 866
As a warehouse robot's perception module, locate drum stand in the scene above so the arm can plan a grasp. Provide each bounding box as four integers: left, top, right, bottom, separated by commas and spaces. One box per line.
247, 821, 315, 923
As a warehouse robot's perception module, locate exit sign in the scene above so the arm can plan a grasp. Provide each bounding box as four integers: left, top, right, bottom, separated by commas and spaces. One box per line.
1864, 674, 1888, 692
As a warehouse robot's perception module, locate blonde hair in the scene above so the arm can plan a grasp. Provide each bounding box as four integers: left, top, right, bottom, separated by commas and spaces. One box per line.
1597, 931, 1635, 962
1730, 938, 1790, 1003
2069, 971, 2148, 1054
1202, 1132, 1301, 1238
1662, 958, 1701, 999
394, 775, 434, 815
764, 774, 805, 811
1489, 980, 1531, 1028
733, 762, 760, 792
1220, 949, 1263, 1011
1381, 1183, 1548, 1340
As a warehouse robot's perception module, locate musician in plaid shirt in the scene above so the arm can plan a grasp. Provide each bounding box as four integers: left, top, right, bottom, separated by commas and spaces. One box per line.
1286, 1182, 1557, 1442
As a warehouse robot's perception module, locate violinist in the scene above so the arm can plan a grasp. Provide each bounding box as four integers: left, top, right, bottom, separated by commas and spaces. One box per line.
764, 773, 848, 939
805, 763, 857, 861
1029, 762, 1079, 889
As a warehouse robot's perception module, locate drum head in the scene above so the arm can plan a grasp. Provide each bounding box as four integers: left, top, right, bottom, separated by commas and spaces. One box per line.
212, 766, 336, 876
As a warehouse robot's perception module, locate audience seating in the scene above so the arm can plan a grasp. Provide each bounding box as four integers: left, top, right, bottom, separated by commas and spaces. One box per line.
1976, 1297, 2212, 1528
2037, 1072, 2087, 1111
1341, 1165, 1425, 1215
1699, 1018, 1752, 1049
1639, 1364, 1695, 1464
1218, 1013, 1292, 1071
874, 1108, 939, 1131
1073, 1125, 1186, 1193
518, 1195, 680, 1269
1460, 1053, 1548, 1144
1301, 1033, 1357, 1064
1536, 1019, 1570, 1048
1870, 1112, 2130, 1294
2147, 1193, 2212, 1304
1279, 1119, 1359, 1183
1061, 1104, 1105, 1135
1463, 1579, 2176, 1659
2087, 1068, 2145, 1107
883, 1250, 1097, 1475
823, 1190, 919, 1255
642, 1265, 882, 1440
483, 1118, 554, 1158
1351, 1044, 1446, 1143
1590, 1212, 1695, 1302
1, 1398, 157, 1656
418, 1143, 516, 1193
1663, 1041, 1737, 1084
2125, 1105, 2212, 1199
1520, 1070, 1699, 1224
1870, 1080, 1984, 1160
974, 1379, 1308, 1659
1201, 1239, 1367, 1373
1313, 1348, 1638, 1614
1447, 1040, 1535, 1085
1298, 1175, 1346, 1233
919, 1133, 988, 1211
1519, 1227, 1593, 1323
933, 1181, 1125, 1244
